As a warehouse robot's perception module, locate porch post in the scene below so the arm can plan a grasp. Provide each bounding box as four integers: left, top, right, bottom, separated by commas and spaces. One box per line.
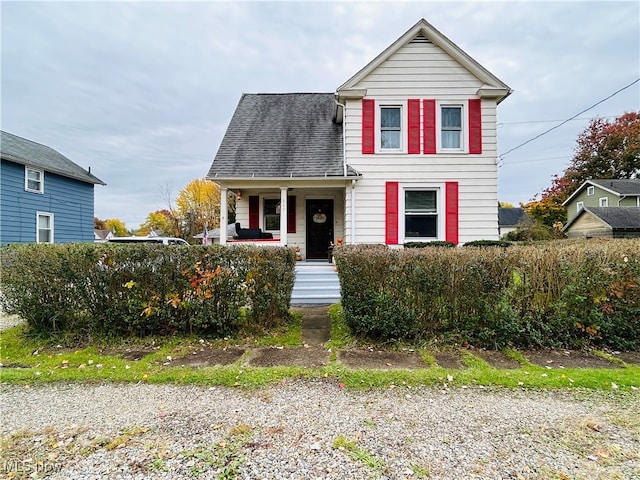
220, 187, 228, 245
279, 186, 288, 246
350, 180, 356, 244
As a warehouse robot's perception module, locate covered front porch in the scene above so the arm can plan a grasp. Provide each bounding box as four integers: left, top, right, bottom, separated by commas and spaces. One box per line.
216, 179, 352, 261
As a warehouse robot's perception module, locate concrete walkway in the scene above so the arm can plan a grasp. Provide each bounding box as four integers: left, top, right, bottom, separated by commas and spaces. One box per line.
294, 305, 332, 346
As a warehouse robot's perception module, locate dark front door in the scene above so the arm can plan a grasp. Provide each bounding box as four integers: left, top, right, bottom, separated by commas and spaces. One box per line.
306, 199, 334, 260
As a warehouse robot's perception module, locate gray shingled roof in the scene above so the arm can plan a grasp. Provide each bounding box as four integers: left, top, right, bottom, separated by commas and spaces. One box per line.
580, 207, 640, 230
208, 93, 359, 179
498, 207, 530, 227
1, 131, 105, 185
589, 179, 640, 195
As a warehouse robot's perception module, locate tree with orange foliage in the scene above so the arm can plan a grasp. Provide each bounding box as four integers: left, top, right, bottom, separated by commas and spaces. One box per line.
524, 111, 639, 227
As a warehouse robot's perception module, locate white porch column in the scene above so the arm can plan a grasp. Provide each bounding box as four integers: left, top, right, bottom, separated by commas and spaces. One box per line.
350, 181, 356, 244
279, 187, 288, 246
220, 187, 228, 245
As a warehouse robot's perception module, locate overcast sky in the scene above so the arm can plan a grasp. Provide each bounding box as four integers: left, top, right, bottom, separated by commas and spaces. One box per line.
2, 1, 639, 229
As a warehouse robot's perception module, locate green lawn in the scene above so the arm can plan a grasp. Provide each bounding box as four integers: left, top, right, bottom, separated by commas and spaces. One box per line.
1, 309, 638, 391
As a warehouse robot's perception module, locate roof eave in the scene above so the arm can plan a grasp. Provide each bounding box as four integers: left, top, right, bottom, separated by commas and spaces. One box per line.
207, 173, 362, 182
1, 153, 106, 186
562, 180, 592, 206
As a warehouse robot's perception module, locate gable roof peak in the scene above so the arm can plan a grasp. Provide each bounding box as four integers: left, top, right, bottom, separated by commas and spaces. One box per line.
336, 17, 511, 103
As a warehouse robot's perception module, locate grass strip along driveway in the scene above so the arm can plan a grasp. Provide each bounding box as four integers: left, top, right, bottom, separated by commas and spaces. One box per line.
1, 308, 638, 392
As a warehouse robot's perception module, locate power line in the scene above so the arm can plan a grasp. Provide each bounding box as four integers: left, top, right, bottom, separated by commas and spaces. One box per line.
497, 115, 618, 127
498, 78, 640, 166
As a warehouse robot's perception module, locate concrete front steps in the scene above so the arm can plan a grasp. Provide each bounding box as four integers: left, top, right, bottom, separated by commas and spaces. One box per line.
291, 262, 341, 305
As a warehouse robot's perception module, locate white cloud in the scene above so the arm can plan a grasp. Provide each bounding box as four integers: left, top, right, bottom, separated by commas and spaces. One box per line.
2, 1, 638, 227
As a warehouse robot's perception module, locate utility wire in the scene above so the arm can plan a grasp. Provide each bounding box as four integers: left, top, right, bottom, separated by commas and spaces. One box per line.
498, 115, 617, 127
498, 78, 640, 166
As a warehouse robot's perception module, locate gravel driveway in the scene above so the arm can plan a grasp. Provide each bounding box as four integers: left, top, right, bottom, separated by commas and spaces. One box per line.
1, 381, 638, 479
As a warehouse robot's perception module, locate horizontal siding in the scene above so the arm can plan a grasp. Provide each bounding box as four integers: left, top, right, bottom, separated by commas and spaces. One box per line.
354, 42, 482, 98
341, 37, 501, 244
566, 214, 611, 238
1, 160, 95, 244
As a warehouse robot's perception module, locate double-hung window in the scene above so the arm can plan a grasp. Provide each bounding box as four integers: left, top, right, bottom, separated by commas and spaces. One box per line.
404, 190, 438, 238
599, 197, 608, 207
441, 106, 462, 150
37, 212, 54, 243
587, 186, 595, 196
263, 199, 281, 231
380, 106, 401, 150
25, 167, 44, 193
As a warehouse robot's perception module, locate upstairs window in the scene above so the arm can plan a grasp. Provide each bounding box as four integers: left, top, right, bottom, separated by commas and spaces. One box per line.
380, 106, 401, 149
599, 197, 608, 207
577, 201, 584, 212
362, 98, 481, 155
587, 186, 595, 196
25, 167, 44, 193
441, 106, 463, 150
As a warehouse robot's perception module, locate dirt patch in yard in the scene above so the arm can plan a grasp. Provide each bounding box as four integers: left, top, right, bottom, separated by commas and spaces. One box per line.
247, 346, 329, 368
432, 351, 466, 369
611, 351, 640, 365
472, 350, 521, 369
174, 347, 245, 367
338, 349, 427, 370
522, 349, 621, 369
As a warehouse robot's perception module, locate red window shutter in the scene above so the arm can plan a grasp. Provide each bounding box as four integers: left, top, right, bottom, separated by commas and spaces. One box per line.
423, 99, 436, 154
385, 182, 399, 245
468, 99, 482, 154
287, 195, 296, 233
362, 98, 375, 154
445, 182, 459, 245
407, 99, 421, 154
248, 195, 259, 229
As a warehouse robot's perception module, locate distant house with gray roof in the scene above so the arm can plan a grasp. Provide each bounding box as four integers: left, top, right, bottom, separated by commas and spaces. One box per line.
562, 179, 640, 223
498, 207, 531, 237
563, 207, 640, 238
1, 131, 105, 244
207, 19, 511, 259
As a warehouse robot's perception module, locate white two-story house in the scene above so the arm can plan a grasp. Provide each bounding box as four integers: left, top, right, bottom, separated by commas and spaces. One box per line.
207, 18, 511, 260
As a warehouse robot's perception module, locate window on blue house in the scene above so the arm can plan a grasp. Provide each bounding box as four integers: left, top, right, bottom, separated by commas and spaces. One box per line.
37, 212, 54, 243
25, 167, 44, 193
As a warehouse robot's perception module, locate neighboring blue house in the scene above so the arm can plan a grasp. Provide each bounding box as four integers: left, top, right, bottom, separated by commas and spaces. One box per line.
1, 131, 105, 244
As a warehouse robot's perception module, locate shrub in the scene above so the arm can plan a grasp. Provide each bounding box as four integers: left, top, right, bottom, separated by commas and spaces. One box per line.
0, 243, 296, 338
404, 241, 456, 248
334, 239, 640, 349
463, 240, 512, 248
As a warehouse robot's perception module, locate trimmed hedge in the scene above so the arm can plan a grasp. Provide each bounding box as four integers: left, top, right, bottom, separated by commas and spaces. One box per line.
404, 241, 456, 249
0, 243, 296, 338
333, 240, 640, 350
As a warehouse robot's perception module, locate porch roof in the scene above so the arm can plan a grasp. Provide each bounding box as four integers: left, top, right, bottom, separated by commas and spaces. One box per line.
207, 93, 360, 180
